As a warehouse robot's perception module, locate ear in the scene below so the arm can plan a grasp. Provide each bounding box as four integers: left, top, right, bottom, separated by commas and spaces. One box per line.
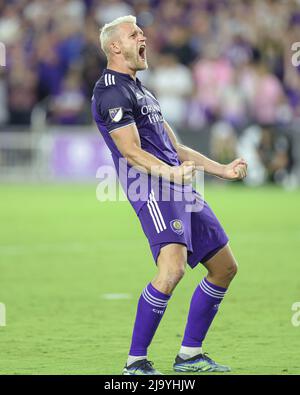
110, 41, 121, 55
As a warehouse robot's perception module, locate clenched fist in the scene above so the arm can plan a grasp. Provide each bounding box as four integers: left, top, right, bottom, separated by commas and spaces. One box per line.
222, 158, 248, 180
172, 161, 196, 185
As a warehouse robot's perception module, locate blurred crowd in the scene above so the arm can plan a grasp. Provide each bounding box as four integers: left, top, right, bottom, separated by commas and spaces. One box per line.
0, 0, 299, 185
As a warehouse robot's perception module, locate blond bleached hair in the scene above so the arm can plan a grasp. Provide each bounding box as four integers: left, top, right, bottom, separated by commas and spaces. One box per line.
99, 15, 136, 57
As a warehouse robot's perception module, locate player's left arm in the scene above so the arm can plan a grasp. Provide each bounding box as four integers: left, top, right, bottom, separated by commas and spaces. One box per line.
163, 120, 248, 180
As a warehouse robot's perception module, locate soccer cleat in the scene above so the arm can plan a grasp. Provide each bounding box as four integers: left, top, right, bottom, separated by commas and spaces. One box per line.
122, 359, 163, 375
173, 353, 231, 373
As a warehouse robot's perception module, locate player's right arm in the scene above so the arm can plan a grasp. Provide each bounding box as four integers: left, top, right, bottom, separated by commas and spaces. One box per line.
95, 85, 194, 184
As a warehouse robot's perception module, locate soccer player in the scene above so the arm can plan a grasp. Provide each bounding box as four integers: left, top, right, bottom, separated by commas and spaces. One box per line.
92, 15, 247, 375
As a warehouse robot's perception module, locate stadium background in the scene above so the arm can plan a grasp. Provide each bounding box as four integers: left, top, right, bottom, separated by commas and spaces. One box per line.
0, 0, 300, 375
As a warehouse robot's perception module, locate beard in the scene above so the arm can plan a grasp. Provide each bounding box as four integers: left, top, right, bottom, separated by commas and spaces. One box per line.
122, 46, 148, 71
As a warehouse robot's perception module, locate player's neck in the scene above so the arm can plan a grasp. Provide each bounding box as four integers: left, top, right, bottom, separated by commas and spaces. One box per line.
106, 62, 136, 81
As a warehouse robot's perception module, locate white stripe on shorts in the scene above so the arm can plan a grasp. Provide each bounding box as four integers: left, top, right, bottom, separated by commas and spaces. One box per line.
147, 191, 166, 233
150, 191, 166, 230
147, 201, 160, 233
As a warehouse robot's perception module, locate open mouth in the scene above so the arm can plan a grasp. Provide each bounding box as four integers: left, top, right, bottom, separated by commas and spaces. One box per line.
138, 45, 146, 61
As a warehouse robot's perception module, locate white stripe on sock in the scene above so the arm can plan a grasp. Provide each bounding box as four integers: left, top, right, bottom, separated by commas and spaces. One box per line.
199, 281, 225, 299
200, 280, 226, 297
144, 287, 168, 304
142, 290, 168, 308
142, 291, 166, 308
200, 281, 224, 298
202, 279, 226, 296
143, 288, 168, 307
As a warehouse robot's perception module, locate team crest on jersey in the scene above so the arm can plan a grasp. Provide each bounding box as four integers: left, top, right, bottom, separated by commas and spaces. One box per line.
109, 107, 123, 122
170, 219, 184, 235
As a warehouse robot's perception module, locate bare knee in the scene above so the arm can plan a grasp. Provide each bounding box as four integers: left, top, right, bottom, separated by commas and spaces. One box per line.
152, 244, 187, 294
226, 261, 238, 281
164, 265, 186, 285
208, 261, 238, 287
204, 245, 239, 288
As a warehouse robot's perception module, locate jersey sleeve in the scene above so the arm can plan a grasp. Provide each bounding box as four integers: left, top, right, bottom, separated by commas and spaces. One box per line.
95, 85, 135, 133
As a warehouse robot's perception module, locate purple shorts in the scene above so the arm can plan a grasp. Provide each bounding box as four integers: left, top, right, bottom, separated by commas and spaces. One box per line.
138, 188, 229, 268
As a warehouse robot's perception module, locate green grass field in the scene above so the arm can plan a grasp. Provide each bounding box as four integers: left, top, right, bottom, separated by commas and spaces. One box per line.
0, 183, 299, 375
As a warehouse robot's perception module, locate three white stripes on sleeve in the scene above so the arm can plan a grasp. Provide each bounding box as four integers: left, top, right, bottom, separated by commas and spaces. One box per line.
104, 74, 115, 86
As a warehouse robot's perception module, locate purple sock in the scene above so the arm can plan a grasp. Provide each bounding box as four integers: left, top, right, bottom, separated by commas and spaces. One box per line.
182, 277, 227, 347
129, 283, 171, 356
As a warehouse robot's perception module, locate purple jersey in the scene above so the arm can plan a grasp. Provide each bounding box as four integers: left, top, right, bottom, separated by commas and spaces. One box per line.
91, 68, 180, 213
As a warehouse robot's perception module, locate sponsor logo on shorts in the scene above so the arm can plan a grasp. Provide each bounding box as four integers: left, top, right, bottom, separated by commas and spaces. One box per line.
170, 219, 184, 235
109, 107, 123, 122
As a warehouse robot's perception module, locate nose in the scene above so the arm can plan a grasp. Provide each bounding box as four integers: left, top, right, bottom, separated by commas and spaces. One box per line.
138, 34, 146, 43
